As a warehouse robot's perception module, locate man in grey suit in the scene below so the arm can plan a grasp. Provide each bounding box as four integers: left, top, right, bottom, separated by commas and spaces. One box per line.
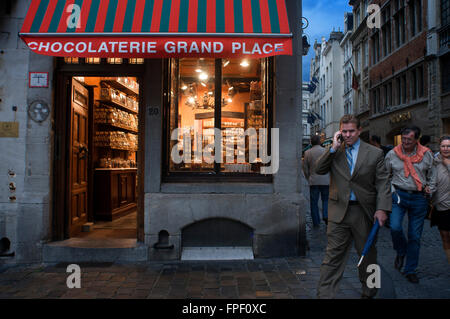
315, 115, 391, 299
303, 135, 330, 227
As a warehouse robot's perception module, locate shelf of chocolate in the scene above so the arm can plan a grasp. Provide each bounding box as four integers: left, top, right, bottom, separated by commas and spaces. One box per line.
96, 122, 138, 133
100, 78, 139, 97
98, 85, 138, 114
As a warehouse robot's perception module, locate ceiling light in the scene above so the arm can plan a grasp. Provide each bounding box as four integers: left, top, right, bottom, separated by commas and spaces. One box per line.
240, 60, 249, 67
200, 82, 207, 87
199, 72, 208, 80
181, 85, 187, 90
195, 68, 202, 73
223, 60, 230, 67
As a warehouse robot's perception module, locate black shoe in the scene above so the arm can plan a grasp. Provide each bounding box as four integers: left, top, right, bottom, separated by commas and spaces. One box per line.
322, 218, 328, 225
405, 273, 419, 284
394, 255, 405, 271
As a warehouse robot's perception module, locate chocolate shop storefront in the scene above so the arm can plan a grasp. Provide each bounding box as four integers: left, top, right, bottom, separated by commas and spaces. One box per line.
2, 0, 305, 263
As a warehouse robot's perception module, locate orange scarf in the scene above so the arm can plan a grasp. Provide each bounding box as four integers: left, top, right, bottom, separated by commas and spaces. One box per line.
393, 143, 431, 191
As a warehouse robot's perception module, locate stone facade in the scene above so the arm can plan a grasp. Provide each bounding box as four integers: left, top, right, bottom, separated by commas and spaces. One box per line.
0, 0, 306, 264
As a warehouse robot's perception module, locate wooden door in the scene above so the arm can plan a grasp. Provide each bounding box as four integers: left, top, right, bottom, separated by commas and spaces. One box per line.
69, 79, 89, 237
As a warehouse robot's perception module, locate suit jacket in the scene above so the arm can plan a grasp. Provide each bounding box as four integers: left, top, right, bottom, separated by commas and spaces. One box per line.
302, 145, 330, 186
315, 140, 391, 223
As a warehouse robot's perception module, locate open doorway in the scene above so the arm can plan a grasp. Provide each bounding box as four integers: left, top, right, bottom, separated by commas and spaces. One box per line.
65, 76, 140, 240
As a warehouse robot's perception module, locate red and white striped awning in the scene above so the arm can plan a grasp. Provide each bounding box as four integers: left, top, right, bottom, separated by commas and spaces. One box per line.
19, 0, 293, 58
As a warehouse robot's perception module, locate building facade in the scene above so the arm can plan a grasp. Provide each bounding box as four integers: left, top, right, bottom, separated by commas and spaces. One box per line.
0, 0, 306, 264
366, 0, 430, 148
350, 0, 371, 142
427, 0, 450, 148
302, 82, 312, 150
309, 31, 345, 142
341, 12, 354, 117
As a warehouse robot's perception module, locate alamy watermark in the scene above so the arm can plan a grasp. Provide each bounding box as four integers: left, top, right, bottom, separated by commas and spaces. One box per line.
367, 4, 381, 29
170, 128, 279, 175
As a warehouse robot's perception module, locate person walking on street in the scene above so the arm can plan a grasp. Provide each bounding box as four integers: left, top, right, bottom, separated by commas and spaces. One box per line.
315, 115, 391, 299
303, 135, 330, 227
384, 125, 436, 284
431, 135, 450, 263
370, 135, 392, 157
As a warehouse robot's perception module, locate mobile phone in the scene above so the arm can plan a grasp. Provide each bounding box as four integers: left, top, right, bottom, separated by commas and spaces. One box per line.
338, 134, 344, 143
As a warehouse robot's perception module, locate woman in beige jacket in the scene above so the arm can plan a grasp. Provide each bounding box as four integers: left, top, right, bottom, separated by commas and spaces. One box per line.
431, 135, 450, 263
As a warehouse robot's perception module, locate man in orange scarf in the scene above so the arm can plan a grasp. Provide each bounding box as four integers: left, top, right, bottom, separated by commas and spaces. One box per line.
385, 125, 436, 284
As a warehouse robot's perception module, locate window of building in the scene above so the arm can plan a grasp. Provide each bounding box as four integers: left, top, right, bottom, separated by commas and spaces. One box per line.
441, 54, 450, 94
355, 47, 360, 72
410, 0, 423, 37
443, 0, 450, 26
386, 82, 392, 110
373, 89, 379, 114
394, 4, 406, 47
166, 58, 272, 176
356, 7, 361, 27
417, 66, 424, 98
372, 32, 380, 65
411, 68, 418, 100
364, 41, 369, 68
402, 74, 407, 103
382, 5, 392, 57
396, 77, 401, 105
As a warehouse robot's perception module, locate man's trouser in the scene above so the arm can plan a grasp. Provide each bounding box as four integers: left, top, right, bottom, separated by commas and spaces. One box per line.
317, 203, 378, 299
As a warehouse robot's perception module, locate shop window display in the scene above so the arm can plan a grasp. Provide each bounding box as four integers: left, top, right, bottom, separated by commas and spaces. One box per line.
168, 58, 271, 175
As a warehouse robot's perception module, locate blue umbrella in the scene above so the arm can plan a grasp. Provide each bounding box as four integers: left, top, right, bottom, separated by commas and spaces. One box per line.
357, 220, 380, 267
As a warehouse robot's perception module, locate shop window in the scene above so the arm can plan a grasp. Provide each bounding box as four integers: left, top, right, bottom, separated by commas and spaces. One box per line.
129, 58, 144, 64
86, 57, 101, 64
107, 58, 123, 64
166, 58, 272, 176
64, 57, 79, 64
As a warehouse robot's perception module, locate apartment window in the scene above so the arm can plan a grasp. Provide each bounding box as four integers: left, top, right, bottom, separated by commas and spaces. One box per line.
394, 4, 406, 47
373, 89, 379, 114
355, 47, 360, 72
364, 41, 369, 68
372, 32, 380, 65
382, 6, 392, 57
166, 58, 272, 176
356, 7, 361, 27
330, 63, 333, 87
386, 82, 392, 108
443, 0, 450, 27
410, 0, 423, 37
417, 66, 424, 98
411, 69, 418, 100
395, 77, 400, 105
402, 74, 407, 103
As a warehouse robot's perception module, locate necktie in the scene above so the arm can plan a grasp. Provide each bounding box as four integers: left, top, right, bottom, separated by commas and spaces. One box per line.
346, 145, 354, 173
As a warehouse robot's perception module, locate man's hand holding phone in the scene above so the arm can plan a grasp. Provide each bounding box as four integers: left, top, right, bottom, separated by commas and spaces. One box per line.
332, 131, 343, 151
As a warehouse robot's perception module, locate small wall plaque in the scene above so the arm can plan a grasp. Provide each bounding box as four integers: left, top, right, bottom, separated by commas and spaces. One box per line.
29, 72, 49, 88
0, 122, 19, 138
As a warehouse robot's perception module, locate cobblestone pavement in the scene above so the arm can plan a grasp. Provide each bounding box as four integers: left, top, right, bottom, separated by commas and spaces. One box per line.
0, 215, 449, 299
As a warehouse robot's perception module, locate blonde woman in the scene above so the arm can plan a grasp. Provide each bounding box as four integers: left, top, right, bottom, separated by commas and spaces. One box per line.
431, 135, 450, 263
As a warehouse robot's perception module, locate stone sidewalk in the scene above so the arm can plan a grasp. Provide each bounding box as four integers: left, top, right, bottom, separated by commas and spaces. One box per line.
0, 216, 449, 299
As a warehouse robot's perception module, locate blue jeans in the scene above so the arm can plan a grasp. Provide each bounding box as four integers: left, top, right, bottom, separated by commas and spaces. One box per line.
390, 190, 428, 275
310, 185, 329, 226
